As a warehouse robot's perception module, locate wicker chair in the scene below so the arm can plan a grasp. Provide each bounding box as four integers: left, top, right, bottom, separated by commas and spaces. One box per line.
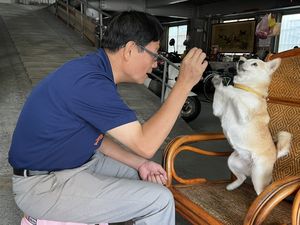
163, 48, 300, 225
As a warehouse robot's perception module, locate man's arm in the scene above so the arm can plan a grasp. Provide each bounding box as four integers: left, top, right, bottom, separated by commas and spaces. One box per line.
98, 136, 167, 184
108, 48, 208, 158
99, 135, 147, 170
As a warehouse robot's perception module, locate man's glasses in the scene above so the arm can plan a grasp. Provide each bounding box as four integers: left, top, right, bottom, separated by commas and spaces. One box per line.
137, 44, 160, 61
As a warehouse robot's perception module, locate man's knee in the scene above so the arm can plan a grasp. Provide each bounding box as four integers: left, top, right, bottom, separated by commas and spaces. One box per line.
152, 185, 174, 209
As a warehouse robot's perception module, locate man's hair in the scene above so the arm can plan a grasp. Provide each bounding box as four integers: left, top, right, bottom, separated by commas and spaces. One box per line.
101, 11, 163, 52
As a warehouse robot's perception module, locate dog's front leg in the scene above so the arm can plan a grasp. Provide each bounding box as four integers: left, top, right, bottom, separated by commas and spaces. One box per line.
212, 75, 225, 117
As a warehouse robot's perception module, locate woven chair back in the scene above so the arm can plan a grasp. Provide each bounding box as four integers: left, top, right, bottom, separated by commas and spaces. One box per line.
266, 48, 300, 181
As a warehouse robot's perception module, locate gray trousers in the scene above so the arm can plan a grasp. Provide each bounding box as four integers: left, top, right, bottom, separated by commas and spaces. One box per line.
12, 152, 175, 225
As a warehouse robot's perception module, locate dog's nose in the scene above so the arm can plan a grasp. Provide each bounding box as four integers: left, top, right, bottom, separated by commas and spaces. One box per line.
238, 60, 245, 66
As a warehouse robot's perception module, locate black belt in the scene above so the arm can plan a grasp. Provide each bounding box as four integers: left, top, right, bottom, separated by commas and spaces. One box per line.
13, 168, 51, 177
24, 215, 100, 225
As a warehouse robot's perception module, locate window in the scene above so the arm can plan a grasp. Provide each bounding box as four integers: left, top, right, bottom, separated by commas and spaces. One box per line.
278, 14, 300, 52
168, 25, 187, 54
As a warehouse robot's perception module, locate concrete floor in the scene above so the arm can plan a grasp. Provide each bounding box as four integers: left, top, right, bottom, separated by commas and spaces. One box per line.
0, 3, 230, 224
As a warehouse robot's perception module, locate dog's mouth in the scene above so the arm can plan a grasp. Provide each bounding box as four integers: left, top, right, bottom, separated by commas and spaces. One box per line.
237, 60, 246, 73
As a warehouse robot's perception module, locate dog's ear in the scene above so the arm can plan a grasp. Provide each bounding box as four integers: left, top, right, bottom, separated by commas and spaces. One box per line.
267, 58, 281, 73
239, 56, 247, 61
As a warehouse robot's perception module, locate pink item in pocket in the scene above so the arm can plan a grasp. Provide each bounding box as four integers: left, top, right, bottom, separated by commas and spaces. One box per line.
21, 216, 108, 225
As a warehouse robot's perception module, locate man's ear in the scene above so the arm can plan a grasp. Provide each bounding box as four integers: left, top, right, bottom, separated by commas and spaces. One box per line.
123, 41, 136, 61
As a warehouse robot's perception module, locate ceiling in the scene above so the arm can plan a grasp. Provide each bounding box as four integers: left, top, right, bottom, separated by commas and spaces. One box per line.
90, 0, 300, 23
146, 0, 300, 16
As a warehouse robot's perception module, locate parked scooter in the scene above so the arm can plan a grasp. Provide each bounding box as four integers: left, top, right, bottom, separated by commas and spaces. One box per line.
144, 39, 201, 122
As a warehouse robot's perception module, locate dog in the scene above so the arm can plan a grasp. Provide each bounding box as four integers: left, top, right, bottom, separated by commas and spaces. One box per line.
212, 57, 292, 195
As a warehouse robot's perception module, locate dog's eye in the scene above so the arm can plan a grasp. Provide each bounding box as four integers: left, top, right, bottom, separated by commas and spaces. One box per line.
252, 63, 258, 66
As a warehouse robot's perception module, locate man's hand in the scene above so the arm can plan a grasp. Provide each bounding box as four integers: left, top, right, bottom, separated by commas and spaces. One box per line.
138, 161, 167, 185
177, 48, 208, 89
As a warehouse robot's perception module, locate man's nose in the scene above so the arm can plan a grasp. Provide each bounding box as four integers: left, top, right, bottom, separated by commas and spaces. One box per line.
152, 61, 158, 68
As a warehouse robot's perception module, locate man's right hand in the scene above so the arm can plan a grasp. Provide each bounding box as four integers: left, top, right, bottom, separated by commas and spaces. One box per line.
176, 48, 208, 89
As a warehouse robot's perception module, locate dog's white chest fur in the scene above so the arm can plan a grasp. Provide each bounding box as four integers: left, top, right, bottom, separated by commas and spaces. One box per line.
214, 86, 269, 152
211, 57, 292, 195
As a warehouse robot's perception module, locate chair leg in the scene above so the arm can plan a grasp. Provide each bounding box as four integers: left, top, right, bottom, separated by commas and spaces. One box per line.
21, 216, 108, 225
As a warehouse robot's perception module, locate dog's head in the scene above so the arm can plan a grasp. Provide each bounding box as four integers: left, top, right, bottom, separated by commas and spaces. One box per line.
234, 57, 281, 90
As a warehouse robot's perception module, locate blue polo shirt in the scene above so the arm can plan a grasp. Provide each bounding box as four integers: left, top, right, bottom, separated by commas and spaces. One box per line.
9, 49, 137, 171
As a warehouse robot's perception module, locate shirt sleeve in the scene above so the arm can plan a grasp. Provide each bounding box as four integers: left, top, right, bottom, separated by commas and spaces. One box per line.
70, 74, 137, 133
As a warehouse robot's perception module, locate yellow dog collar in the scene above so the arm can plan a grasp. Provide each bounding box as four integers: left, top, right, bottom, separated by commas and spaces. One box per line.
234, 83, 266, 99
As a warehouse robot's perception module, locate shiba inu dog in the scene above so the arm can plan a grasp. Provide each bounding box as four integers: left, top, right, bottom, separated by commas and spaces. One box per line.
212, 57, 292, 195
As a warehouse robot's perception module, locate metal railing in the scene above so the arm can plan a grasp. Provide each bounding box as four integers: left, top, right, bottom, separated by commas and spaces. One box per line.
55, 0, 110, 47
149, 55, 180, 103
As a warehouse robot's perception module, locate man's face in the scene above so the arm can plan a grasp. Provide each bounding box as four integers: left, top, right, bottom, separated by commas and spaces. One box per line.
126, 41, 160, 84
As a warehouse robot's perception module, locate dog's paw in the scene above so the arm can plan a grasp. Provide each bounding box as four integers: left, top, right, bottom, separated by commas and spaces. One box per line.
226, 178, 245, 191
212, 75, 222, 87
226, 183, 237, 191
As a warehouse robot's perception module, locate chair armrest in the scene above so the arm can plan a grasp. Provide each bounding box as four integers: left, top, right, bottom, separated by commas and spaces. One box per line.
292, 188, 300, 225
163, 133, 232, 187
244, 176, 300, 225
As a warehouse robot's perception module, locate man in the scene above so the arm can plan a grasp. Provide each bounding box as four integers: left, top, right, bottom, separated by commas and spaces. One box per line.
9, 11, 207, 225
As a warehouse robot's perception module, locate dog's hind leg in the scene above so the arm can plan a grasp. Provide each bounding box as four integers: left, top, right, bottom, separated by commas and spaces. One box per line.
226, 152, 250, 191
251, 159, 274, 195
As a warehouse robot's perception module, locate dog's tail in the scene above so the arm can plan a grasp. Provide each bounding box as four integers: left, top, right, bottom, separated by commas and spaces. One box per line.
274, 131, 292, 159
